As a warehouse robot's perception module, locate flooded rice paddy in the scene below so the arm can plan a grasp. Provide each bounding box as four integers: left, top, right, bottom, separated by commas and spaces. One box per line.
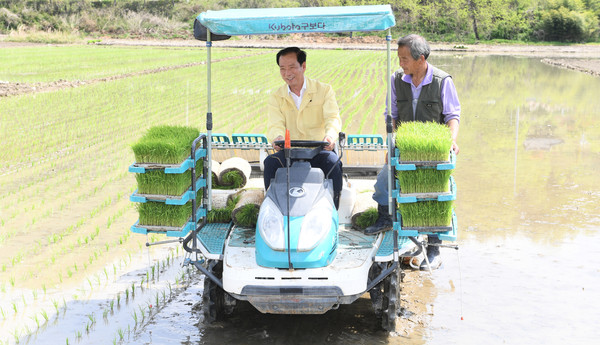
1, 51, 600, 344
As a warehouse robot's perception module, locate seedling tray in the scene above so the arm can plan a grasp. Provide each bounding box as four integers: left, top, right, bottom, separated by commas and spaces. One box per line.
394, 210, 457, 241
129, 147, 206, 174
394, 176, 456, 203
392, 149, 456, 171
374, 231, 418, 261
197, 222, 233, 258
130, 178, 206, 205
131, 207, 207, 237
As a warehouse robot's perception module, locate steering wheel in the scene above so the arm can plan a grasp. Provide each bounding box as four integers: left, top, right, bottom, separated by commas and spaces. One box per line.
273, 140, 329, 149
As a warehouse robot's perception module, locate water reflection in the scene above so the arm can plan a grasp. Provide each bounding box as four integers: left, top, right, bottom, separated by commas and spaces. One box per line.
426, 54, 600, 343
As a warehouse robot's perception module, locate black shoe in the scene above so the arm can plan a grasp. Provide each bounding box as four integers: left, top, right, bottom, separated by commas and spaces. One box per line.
363, 205, 393, 235
420, 236, 443, 270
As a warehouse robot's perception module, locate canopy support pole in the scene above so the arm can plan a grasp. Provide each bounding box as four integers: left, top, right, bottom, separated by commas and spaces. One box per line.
385, 29, 399, 263
206, 31, 213, 211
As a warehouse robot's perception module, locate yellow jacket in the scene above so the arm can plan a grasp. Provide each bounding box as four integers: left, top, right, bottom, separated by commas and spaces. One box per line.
267, 77, 341, 142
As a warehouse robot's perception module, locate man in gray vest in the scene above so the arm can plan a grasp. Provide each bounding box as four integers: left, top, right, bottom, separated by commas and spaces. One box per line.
364, 34, 460, 271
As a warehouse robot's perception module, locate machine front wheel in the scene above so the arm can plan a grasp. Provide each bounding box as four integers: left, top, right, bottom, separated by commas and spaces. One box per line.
381, 266, 401, 332
202, 260, 236, 323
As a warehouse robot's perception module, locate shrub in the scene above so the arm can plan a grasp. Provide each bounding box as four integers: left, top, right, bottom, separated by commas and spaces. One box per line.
0, 8, 21, 31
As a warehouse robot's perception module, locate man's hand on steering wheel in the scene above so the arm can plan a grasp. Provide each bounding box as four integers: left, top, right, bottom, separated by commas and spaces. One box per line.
323, 135, 335, 151
272, 135, 284, 152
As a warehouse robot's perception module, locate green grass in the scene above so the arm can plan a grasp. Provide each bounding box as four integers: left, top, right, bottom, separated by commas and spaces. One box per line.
135, 160, 203, 195
396, 169, 452, 193
131, 125, 200, 164
136, 202, 192, 227
395, 121, 452, 161
398, 201, 453, 227
354, 207, 378, 229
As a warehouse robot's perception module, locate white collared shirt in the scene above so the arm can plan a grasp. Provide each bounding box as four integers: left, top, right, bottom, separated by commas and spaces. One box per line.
287, 79, 307, 110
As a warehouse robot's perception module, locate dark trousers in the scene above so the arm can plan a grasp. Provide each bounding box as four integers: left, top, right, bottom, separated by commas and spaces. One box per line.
263, 150, 342, 197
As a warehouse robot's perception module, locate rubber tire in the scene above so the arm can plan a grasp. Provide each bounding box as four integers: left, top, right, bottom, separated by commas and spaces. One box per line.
202, 261, 235, 323
381, 266, 401, 332
368, 263, 384, 318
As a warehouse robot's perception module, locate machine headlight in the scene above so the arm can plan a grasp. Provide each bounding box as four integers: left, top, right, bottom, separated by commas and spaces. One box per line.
258, 197, 285, 250
298, 197, 333, 251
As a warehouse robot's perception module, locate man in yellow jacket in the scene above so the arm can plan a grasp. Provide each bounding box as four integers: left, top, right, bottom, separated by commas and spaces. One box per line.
264, 47, 343, 208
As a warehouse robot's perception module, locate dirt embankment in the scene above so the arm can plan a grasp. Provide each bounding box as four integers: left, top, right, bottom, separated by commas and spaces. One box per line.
2, 36, 600, 97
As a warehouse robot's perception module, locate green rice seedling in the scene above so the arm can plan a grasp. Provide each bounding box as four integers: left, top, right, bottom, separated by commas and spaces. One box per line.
31, 315, 39, 328
207, 194, 240, 223
396, 169, 453, 193
395, 121, 453, 162
216, 170, 244, 189
398, 201, 453, 227
207, 207, 233, 223
234, 204, 259, 227
137, 202, 193, 227
136, 160, 203, 196
131, 125, 200, 164
354, 207, 379, 229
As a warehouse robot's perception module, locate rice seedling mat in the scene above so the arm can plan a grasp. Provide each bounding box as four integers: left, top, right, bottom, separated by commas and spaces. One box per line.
130, 178, 207, 205
394, 210, 458, 241
392, 149, 456, 171
131, 207, 207, 238
394, 176, 456, 203
129, 147, 207, 174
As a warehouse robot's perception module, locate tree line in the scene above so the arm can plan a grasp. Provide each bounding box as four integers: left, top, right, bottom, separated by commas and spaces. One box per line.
0, 0, 598, 42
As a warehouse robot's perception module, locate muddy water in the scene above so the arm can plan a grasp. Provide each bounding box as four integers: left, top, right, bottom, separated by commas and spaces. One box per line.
124, 55, 600, 344
5, 54, 599, 345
